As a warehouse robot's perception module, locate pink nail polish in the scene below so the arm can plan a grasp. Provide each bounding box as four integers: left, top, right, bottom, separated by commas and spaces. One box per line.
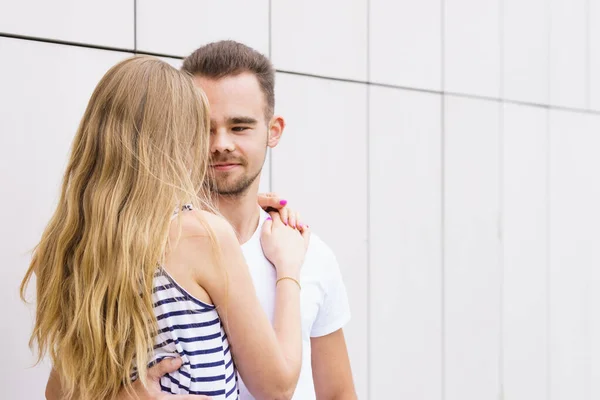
266, 217, 272, 221
279, 199, 287, 206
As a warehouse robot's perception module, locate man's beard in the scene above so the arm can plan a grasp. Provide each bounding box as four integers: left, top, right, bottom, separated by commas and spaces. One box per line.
206, 154, 263, 197
206, 167, 262, 197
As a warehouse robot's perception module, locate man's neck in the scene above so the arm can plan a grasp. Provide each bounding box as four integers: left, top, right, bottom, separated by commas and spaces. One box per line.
215, 187, 260, 245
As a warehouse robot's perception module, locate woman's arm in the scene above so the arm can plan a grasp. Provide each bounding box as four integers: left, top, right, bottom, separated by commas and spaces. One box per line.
187, 210, 308, 400
45, 369, 62, 399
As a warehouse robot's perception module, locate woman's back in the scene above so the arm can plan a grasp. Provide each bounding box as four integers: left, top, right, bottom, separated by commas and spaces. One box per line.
141, 204, 238, 399
151, 267, 238, 398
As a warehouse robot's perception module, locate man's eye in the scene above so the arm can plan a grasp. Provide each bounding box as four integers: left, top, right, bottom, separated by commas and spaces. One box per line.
232, 127, 250, 132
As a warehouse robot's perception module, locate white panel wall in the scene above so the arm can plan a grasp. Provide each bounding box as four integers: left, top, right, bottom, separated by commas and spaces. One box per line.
271, 0, 368, 80
4, 1, 600, 399
444, 0, 500, 97
502, 104, 548, 400
136, 0, 269, 57
549, 0, 587, 109
369, 0, 441, 90
503, 0, 549, 104
369, 87, 442, 399
549, 111, 600, 400
0, 37, 129, 399
259, 150, 272, 194
272, 73, 368, 399
444, 96, 501, 400
0, 0, 133, 48
158, 56, 184, 69
591, 0, 600, 111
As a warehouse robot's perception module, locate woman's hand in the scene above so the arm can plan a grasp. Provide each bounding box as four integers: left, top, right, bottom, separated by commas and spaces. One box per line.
257, 192, 307, 231
260, 211, 310, 279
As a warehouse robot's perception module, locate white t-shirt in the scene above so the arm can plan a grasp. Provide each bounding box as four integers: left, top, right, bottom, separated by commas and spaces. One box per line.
237, 209, 351, 399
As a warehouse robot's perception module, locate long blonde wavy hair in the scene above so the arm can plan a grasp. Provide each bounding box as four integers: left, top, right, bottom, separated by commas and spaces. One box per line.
20, 55, 216, 399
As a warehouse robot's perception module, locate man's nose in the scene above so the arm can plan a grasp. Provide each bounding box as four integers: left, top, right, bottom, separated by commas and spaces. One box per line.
210, 129, 235, 153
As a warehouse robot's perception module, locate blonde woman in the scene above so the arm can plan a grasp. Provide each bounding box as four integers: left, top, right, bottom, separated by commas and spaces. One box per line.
21, 56, 308, 400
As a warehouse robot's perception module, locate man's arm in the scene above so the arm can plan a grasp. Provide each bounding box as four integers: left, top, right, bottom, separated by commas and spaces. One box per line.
311, 329, 357, 400
307, 236, 355, 399
45, 358, 211, 400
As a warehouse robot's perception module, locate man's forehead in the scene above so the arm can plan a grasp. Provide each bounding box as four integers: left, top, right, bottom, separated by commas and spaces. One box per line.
194, 74, 266, 120
193, 72, 262, 97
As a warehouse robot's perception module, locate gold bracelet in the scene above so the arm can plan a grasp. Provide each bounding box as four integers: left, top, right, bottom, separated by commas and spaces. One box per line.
276, 276, 301, 290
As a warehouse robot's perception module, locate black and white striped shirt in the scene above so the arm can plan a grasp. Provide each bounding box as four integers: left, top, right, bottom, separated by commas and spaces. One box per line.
150, 262, 238, 398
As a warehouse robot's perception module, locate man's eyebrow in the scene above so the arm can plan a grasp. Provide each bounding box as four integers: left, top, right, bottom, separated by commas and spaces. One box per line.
227, 116, 258, 125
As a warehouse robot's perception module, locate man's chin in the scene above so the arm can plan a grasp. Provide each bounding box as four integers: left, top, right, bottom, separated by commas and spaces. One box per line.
208, 169, 261, 197
210, 181, 251, 197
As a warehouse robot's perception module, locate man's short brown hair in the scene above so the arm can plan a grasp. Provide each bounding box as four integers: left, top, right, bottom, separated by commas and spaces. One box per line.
182, 40, 275, 119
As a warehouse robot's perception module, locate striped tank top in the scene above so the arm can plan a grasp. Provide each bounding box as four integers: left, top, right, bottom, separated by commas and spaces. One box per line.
149, 204, 238, 399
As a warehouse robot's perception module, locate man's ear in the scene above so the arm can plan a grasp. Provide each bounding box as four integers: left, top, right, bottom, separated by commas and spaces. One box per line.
267, 115, 285, 148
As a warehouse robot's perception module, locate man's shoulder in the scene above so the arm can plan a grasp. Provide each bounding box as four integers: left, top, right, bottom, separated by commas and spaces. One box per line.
304, 232, 340, 275
307, 232, 335, 257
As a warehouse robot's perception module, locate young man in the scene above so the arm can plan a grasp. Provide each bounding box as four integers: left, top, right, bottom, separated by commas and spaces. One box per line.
47, 41, 357, 400
180, 40, 356, 400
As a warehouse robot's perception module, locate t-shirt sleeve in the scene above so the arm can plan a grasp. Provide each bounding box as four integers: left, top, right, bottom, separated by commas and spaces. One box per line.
310, 245, 352, 338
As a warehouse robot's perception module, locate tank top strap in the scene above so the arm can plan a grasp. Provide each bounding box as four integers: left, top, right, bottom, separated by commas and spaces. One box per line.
171, 203, 194, 220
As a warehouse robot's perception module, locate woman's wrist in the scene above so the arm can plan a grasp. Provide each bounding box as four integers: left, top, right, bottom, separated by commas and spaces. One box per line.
275, 276, 302, 290
275, 266, 300, 281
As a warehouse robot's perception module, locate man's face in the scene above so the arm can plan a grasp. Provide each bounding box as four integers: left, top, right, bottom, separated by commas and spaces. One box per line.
193, 73, 270, 197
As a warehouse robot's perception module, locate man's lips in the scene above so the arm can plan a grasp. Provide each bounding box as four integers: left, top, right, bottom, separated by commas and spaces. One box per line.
210, 163, 240, 171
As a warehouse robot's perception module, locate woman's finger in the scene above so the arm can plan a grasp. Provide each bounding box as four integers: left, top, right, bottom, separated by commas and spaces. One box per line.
257, 193, 287, 210
288, 209, 298, 229
300, 225, 311, 249
278, 206, 289, 226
